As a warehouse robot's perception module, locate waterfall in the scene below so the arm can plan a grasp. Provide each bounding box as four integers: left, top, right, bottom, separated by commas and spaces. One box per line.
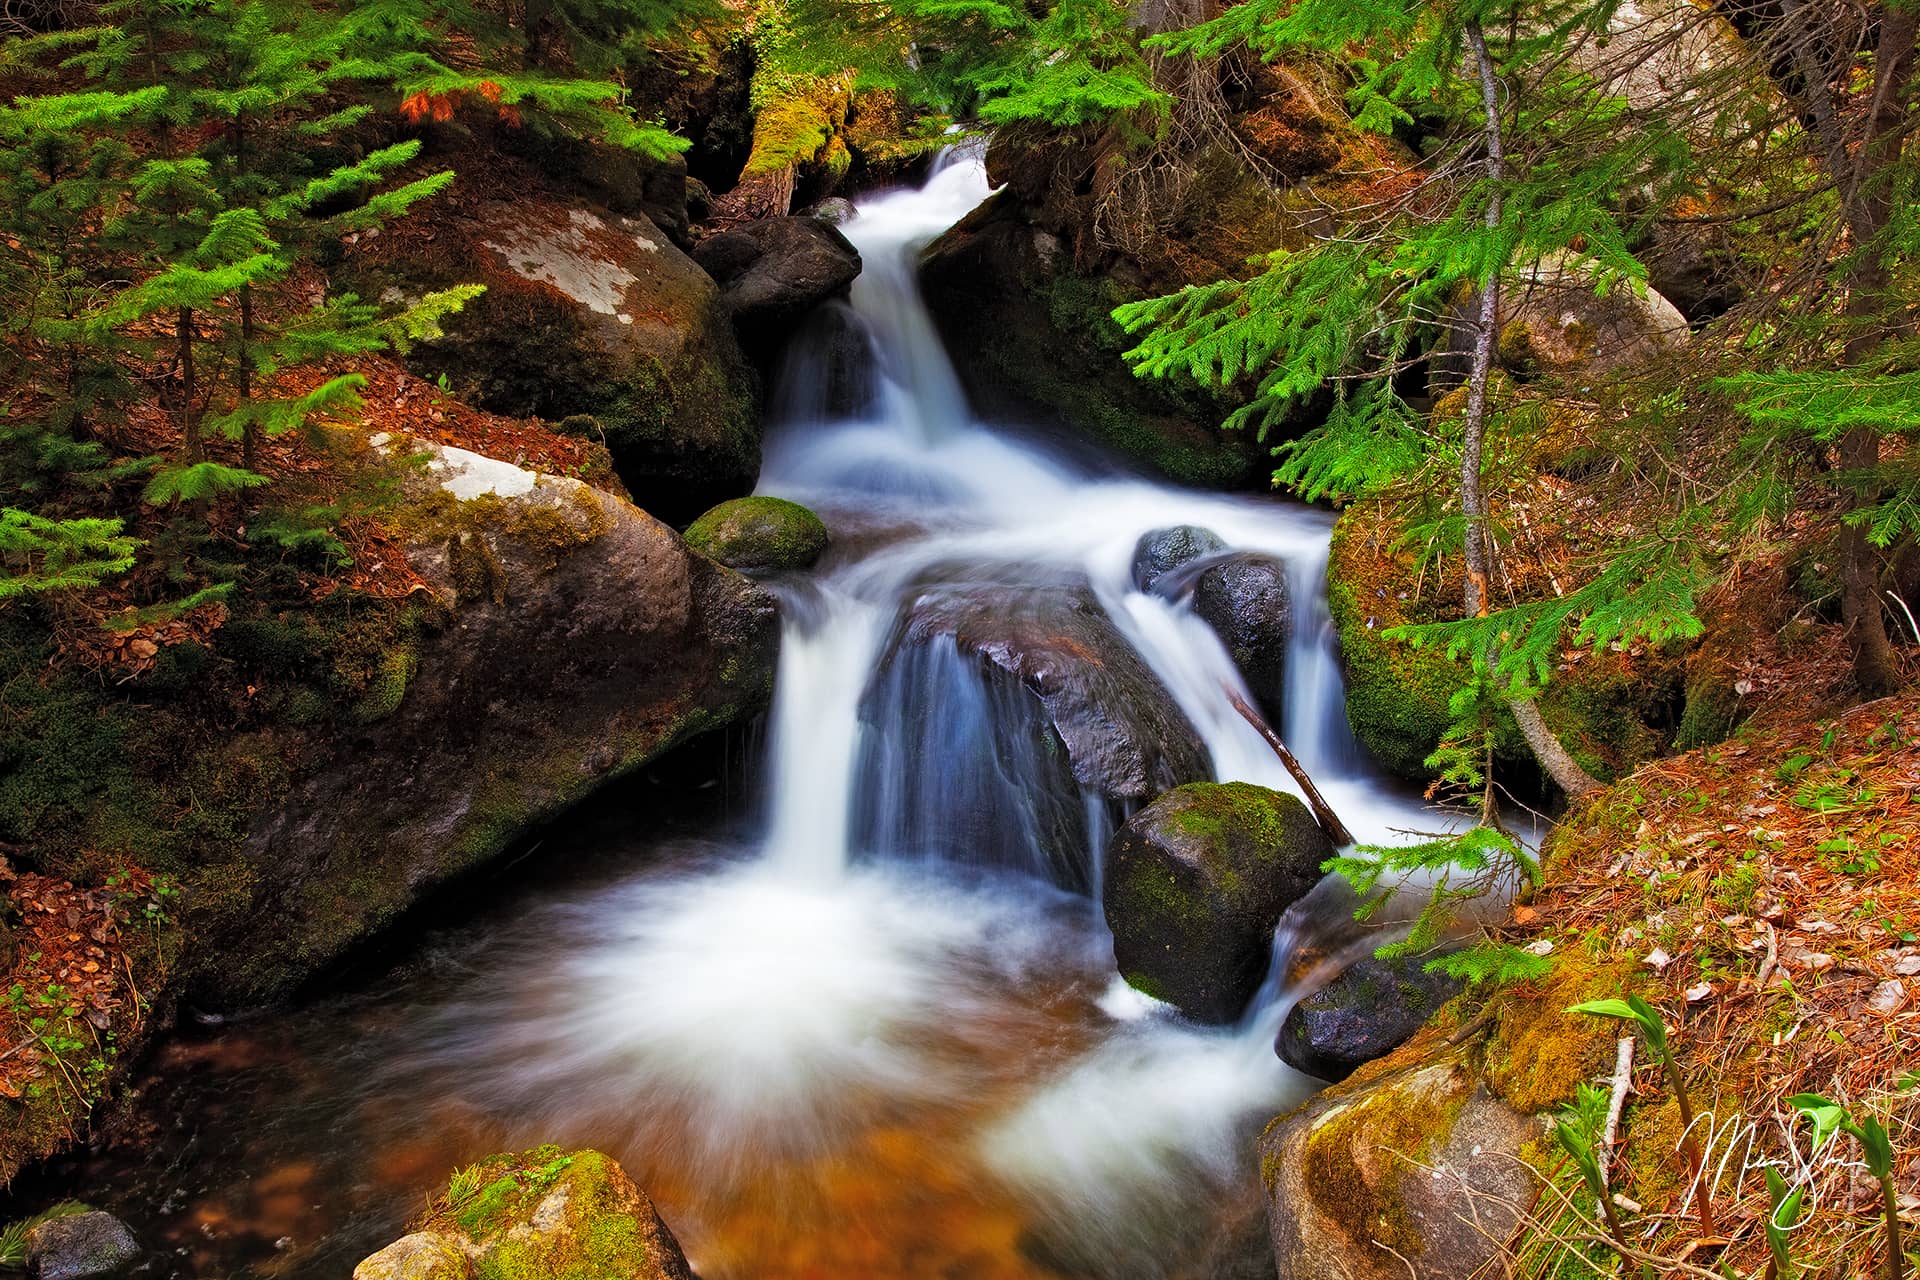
368, 151, 1459, 1279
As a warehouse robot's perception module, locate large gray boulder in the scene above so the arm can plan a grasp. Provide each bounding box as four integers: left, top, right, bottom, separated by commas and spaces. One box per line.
225, 437, 780, 1004
349, 191, 757, 523
1103, 782, 1331, 1023
1261, 1055, 1540, 1280
1433, 255, 1689, 392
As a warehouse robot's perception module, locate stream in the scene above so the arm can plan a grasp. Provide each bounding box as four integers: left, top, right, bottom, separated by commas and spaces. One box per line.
25, 150, 1457, 1280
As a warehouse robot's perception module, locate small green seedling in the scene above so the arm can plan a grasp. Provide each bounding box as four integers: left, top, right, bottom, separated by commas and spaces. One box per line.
1569, 995, 1719, 1236
1762, 1166, 1807, 1280
1553, 1083, 1642, 1268
1788, 1094, 1903, 1280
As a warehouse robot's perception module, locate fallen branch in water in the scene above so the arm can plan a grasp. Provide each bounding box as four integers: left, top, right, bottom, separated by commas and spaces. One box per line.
1226, 688, 1356, 846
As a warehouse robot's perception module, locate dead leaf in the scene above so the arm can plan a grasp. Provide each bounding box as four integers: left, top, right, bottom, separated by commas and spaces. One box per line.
1685, 982, 1715, 1002
1646, 946, 1674, 972
1867, 980, 1906, 1015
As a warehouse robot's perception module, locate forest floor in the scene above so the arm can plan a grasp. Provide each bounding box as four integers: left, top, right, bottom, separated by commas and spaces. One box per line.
1503, 688, 1920, 1279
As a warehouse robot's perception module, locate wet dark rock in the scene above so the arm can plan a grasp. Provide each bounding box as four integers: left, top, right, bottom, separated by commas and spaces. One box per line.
27, 1210, 141, 1280
694, 216, 862, 335
1104, 782, 1331, 1024
806, 196, 857, 225
919, 192, 1258, 489
891, 569, 1211, 806
1192, 553, 1291, 723
1131, 525, 1226, 594
684, 496, 830, 572
1276, 952, 1465, 1082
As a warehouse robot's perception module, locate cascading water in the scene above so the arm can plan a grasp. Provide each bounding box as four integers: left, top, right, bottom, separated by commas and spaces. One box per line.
388, 150, 1458, 1274
53, 153, 1467, 1280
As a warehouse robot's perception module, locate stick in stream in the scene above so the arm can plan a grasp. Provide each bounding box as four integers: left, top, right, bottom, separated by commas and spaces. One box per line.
1225, 688, 1356, 846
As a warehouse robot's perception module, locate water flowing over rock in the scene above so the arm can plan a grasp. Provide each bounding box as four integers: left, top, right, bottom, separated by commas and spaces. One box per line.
228, 438, 779, 1004
1276, 952, 1465, 1081
1260, 1056, 1541, 1280
1131, 524, 1227, 594
886, 567, 1212, 805
352, 1149, 692, 1280
1104, 782, 1331, 1023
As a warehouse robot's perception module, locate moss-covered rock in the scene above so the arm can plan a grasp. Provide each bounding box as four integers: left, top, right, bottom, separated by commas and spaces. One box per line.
353, 1148, 692, 1280
1326, 517, 1463, 780
222, 437, 780, 1004
1104, 782, 1332, 1024
684, 495, 830, 572
1328, 505, 1684, 787
1260, 1051, 1540, 1280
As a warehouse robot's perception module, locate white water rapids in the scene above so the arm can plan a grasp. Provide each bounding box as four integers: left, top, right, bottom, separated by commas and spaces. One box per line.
374, 152, 1462, 1277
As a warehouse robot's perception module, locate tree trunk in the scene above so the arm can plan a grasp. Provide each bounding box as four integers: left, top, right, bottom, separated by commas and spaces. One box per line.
239, 283, 258, 473
1512, 697, 1601, 799
1461, 19, 1503, 622
177, 305, 202, 463
1463, 21, 1604, 802
1832, 5, 1916, 697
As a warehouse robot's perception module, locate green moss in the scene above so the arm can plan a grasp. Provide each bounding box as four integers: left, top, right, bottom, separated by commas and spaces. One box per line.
684, 496, 829, 572
350, 644, 416, 724
1327, 520, 1464, 779
1479, 955, 1631, 1113
1299, 1065, 1473, 1258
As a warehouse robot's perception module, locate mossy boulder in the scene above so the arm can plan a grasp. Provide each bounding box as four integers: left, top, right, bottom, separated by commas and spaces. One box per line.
1326, 519, 1462, 780
345, 187, 757, 523
684, 495, 831, 572
227, 436, 780, 1004
1276, 952, 1464, 1082
353, 1148, 692, 1280
1103, 782, 1332, 1024
1260, 1053, 1540, 1280
1327, 507, 1683, 787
